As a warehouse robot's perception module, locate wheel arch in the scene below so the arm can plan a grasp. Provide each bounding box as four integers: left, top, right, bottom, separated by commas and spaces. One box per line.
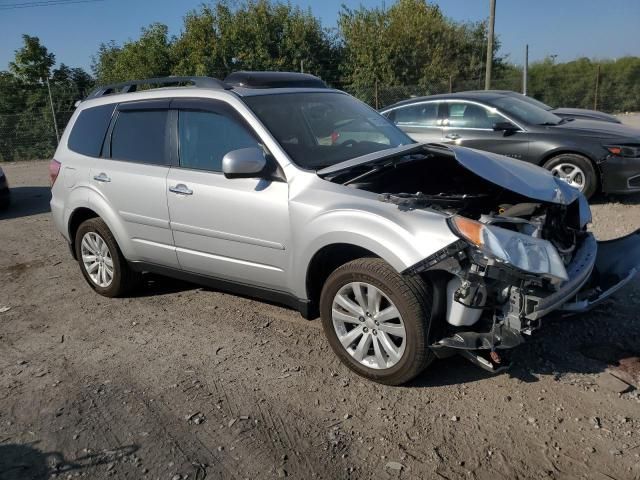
305, 243, 379, 318
68, 207, 99, 259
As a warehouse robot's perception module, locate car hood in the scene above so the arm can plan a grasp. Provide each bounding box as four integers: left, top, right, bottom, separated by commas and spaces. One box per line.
549, 118, 640, 139
318, 143, 580, 205
551, 107, 620, 123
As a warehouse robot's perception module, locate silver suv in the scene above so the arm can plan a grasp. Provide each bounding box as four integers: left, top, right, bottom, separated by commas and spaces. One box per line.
51, 72, 640, 385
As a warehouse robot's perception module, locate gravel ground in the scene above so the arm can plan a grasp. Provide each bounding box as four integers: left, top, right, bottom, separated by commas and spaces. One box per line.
1, 160, 639, 480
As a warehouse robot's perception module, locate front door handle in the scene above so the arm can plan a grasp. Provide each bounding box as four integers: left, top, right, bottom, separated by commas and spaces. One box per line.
445, 133, 460, 140
169, 184, 193, 195
93, 172, 111, 183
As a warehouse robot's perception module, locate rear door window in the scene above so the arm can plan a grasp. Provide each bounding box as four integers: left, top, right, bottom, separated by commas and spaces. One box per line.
68, 104, 115, 157
110, 109, 170, 165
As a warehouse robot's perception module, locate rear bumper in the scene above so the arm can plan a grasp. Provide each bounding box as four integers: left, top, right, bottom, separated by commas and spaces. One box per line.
600, 155, 640, 193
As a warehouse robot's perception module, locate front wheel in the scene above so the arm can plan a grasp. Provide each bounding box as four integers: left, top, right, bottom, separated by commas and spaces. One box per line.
319, 258, 434, 385
544, 153, 598, 199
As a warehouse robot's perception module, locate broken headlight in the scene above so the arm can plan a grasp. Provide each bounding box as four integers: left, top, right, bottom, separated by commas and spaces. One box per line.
448, 215, 568, 282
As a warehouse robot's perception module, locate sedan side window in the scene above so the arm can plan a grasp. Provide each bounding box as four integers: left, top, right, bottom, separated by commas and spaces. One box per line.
178, 110, 260, 172
392, 103, 440, 127
445, 102, 505, 129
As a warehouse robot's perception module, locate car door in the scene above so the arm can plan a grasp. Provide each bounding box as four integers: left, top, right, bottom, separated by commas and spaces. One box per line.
441, 100, 529, 161
166, 99, 290, 290
90, 99, 179, 268
383, 101, 444, 143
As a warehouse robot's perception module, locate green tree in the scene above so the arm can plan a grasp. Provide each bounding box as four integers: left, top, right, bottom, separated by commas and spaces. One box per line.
338, 0, 506, 103
9, 34, 55, 83
92, 23, 173, 83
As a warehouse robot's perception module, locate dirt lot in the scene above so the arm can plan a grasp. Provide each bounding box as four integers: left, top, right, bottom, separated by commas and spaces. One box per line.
1, 160, 639, 480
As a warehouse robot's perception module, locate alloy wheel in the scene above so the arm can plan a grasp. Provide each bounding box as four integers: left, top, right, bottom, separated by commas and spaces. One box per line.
550, 163, 586, 192
80, 232, 114, 288
331, 282, 407, 369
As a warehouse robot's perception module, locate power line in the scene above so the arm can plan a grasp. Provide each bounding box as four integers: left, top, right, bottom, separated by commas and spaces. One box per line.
0, 0, 103, 10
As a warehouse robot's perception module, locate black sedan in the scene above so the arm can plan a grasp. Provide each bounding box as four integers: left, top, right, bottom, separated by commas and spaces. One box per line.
0, 166, 9, 209
380, 91, 640, 198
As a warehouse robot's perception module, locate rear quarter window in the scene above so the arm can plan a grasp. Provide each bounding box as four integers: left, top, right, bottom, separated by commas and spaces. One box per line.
68, 104, 116, 157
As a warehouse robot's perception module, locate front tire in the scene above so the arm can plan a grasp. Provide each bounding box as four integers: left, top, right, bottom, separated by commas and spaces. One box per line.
320, 258, 434, 385
75, 218, 140, 297
544, 153, 598, 199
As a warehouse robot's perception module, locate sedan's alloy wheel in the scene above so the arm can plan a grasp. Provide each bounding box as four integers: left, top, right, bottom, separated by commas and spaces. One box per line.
81, 232, 114, 288
550, 163, 586, 192
331, 282, 407, 369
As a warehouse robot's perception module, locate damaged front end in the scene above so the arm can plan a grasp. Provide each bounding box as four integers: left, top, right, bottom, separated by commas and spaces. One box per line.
325, 143, 640, 372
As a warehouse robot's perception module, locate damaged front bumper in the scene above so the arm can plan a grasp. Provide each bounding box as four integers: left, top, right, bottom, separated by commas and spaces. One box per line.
429, 229, 640, 371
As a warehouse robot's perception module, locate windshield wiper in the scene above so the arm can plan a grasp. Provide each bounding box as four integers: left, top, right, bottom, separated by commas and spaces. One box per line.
538, 121, 561, 126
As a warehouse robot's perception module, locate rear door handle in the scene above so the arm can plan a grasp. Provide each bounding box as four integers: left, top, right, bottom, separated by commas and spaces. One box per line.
445, 133, 460, 140
169, 184, 193, 195
93, 172, 111, 183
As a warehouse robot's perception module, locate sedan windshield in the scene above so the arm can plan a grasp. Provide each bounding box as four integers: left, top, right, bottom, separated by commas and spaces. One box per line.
492, 96, 563, 126
243, 92, 414, 169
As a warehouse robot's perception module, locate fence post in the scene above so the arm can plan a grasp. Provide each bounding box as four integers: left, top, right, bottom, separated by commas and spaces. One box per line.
374, 79, 379, 110
594, 64, 600, 111
46, 76, 60, 144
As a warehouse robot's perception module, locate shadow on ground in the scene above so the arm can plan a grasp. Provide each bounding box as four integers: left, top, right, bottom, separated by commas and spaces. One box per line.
0, 186, 51, 220
590, 191, 640, 206
0, 443, 139, 480
0, 443, 138, 480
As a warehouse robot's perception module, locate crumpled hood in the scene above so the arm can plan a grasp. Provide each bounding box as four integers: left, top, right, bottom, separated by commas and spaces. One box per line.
318, 143, 581, 206
446, 145, 581, 205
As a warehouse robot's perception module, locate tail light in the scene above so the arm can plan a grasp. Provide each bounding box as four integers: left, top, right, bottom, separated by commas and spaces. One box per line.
49, 159, 61, 186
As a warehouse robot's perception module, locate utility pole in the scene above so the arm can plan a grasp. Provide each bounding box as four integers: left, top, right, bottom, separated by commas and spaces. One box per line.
45, 76, 60, 144
484, 0, 496, 90
300, 60, 304, 74
594, 64, 600, 110
523, 44, 529, 95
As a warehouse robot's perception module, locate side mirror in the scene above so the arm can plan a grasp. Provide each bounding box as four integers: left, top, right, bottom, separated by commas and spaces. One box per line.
493, 121, 518, 132
222, 147, 267, 179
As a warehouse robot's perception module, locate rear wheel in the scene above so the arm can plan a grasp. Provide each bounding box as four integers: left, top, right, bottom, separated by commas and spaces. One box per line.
75, 218, 140, 297
544, 153, 598, 198
320, 258, 434, 385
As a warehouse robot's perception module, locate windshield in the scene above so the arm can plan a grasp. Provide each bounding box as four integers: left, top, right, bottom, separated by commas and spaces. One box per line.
512, 93, 553, 111
243, 92, 414, 169
492, 96, 563, 126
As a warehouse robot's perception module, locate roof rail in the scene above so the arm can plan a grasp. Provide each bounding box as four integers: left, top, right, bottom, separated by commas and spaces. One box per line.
86, 76, 229, 99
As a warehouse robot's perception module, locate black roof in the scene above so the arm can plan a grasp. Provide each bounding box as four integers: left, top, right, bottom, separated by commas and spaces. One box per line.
224, 71, 327, 89
382, 90, 511, 110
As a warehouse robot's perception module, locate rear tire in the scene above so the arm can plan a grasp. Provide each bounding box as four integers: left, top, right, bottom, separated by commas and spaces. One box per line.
75, 218, 140, 297
543, 153, 598, 199
320, 258, 434, 385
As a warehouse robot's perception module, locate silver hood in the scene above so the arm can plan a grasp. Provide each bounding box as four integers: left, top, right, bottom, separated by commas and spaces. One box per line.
446, 145, 580, 205
318, 143, 581, 206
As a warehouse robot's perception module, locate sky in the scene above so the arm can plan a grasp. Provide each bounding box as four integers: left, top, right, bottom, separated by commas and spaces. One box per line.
0, 0, 639, 73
